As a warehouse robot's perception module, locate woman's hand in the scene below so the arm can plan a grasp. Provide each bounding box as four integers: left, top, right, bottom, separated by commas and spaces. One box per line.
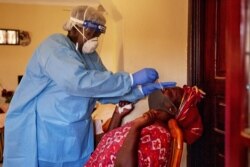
132, 110, 158, 129
114, 101, 134, 118
107, 101, 134, 132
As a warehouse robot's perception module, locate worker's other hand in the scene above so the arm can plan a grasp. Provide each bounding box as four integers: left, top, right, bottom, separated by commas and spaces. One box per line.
141, 82, 177, 96
132, 68, 159, 87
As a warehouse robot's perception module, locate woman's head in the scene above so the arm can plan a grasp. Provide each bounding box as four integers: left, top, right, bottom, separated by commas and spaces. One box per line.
162, 87, 184, 108
148, 85, 205, 144
147, 87, 184, 123
148, 87, 184, 116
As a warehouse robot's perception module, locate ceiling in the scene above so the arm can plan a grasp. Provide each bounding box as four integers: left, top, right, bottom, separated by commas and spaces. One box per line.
0, 0, 122, 21
0, 0, 100, 6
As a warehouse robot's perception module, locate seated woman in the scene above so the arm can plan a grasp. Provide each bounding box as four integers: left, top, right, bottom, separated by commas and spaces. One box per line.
85, 85, 205, 167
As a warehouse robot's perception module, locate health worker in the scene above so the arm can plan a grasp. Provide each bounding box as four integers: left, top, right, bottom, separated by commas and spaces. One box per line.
3, 5, 176, 167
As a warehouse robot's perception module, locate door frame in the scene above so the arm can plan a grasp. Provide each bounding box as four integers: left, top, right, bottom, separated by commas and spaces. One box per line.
187, 0, 205, 166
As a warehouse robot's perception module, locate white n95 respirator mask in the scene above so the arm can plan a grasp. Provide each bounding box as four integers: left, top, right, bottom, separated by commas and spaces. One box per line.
82, 37, 98, 54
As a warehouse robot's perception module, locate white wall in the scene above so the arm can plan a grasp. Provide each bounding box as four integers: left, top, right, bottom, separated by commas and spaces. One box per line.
103, 0, 188, 86
0, 1, 188, 89
98, 1, 188, 166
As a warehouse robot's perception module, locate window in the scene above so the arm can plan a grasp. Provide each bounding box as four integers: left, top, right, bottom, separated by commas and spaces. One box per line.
0, 29, 19, 45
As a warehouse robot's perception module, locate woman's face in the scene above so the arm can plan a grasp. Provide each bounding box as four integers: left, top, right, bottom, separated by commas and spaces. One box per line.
148, 87, 184, 122
160, 87, 184, 116
162, 87, 184, 108
155, 109, 173, 122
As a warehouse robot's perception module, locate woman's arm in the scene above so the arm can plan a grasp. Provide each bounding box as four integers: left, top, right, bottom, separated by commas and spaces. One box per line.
107, 101, 134, 131
114, 110, 157, 167
94, 101, 134, 146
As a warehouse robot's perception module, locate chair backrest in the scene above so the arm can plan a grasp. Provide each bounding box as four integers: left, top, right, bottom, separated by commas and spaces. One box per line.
168, 119, 184, 167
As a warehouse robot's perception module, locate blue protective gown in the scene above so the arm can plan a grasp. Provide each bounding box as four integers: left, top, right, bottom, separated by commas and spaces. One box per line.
3, 34, 144, 167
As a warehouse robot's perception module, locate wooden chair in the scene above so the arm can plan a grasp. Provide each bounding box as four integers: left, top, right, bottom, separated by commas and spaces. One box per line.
102, 118, 111, 133
167, 119, 184, 167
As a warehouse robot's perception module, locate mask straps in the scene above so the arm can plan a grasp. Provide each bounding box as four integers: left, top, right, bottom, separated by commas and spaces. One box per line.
70, 17, 83, 24
70, 7, 89, 40
73, 25, 84, 37
81, 7, 89, 39
83, 7, 89, 21
73, 25, 90, 43
75, 42, 79, 51
69, 6, 89, 24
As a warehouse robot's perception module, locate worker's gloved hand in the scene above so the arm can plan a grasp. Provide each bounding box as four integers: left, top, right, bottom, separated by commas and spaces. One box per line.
132, 68, 159, 87
141, 82, 177, 96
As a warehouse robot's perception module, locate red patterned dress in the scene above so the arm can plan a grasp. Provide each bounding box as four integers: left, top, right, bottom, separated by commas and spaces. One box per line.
85, 122, 172, 167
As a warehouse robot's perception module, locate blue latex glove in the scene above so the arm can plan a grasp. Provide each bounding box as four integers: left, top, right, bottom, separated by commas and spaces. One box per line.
132, 68, 159, 87
141, 82, 177, 96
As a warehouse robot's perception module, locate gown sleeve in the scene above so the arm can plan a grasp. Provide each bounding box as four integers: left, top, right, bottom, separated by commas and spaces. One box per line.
39, 38, 134, 98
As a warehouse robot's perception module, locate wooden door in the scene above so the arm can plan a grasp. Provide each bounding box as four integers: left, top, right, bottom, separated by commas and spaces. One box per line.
188, 0, 250, 166
187, 0, 226, 166
225, 0, 250, 166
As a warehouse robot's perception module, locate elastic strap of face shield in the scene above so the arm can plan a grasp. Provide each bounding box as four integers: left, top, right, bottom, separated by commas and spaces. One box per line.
70, 17, 84, 25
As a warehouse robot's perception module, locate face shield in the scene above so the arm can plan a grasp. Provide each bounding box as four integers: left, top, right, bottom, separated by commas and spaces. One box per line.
83, 20, 106, 34
70, 17, 106, 35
